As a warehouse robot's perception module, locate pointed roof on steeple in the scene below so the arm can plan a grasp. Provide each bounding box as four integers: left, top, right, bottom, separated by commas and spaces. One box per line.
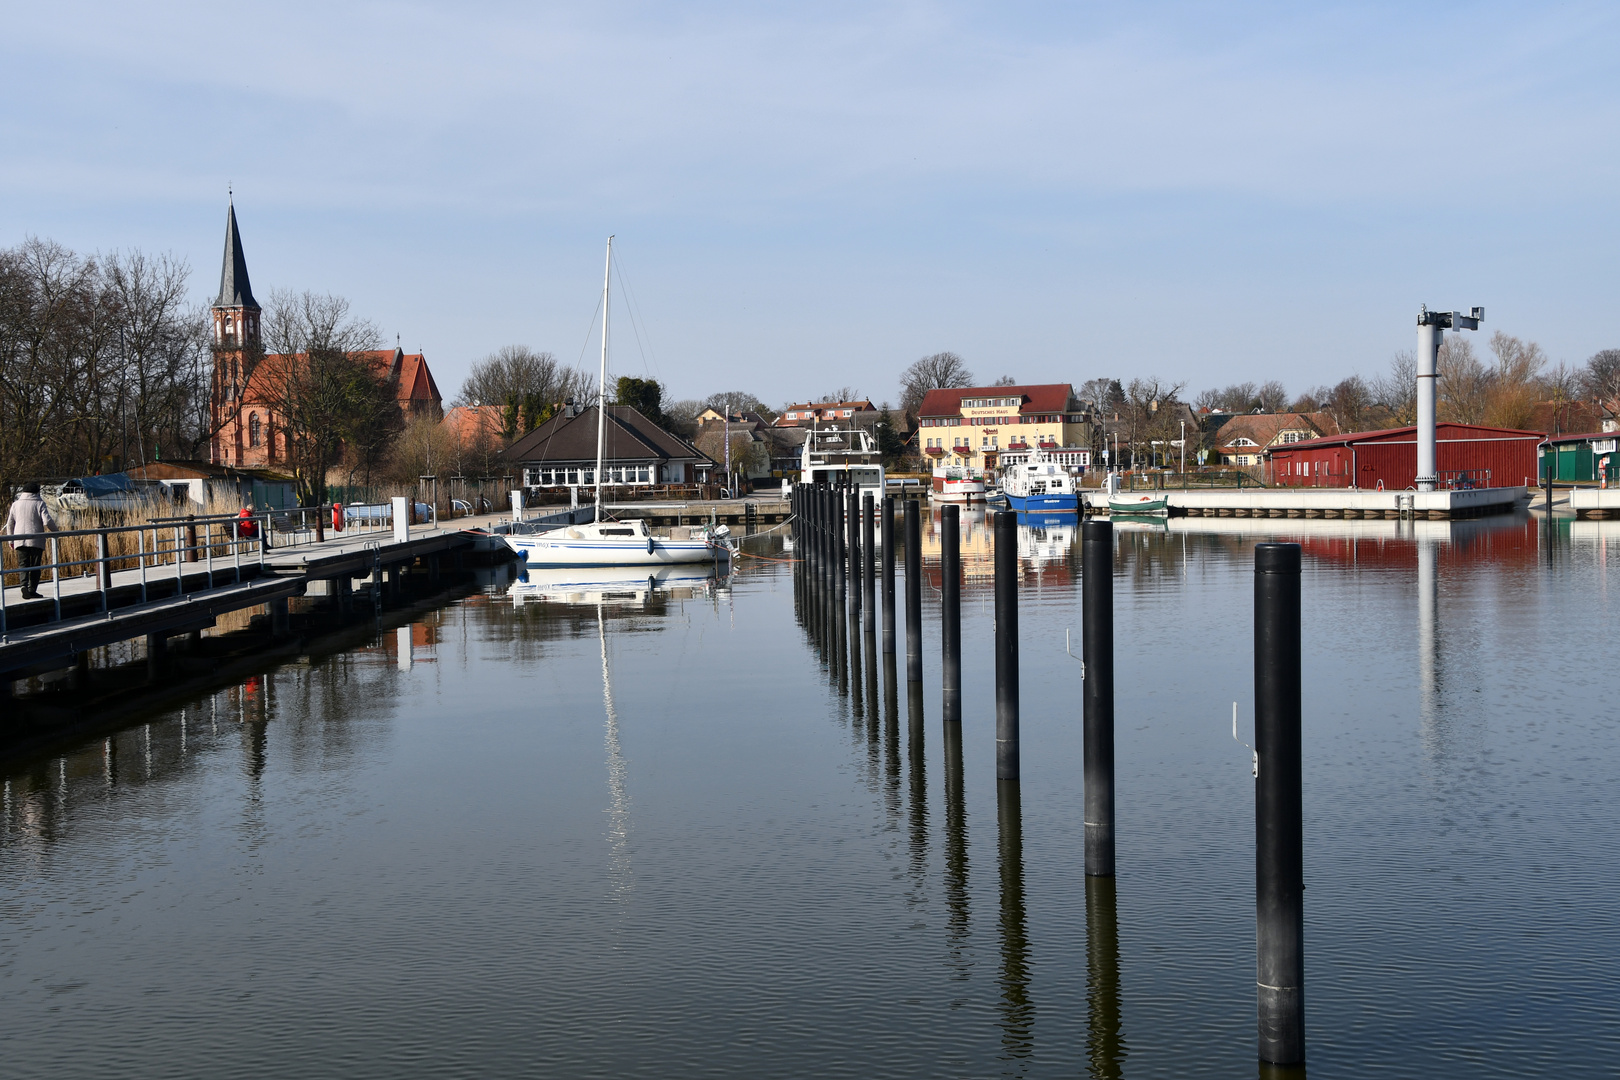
215, 197, 259, 311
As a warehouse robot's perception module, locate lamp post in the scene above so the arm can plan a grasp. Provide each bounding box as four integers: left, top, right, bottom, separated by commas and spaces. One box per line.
1180, 420, 1186, 475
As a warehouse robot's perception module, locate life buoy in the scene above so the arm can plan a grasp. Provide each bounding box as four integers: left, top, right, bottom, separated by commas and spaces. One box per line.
1376, 479, 1384, 491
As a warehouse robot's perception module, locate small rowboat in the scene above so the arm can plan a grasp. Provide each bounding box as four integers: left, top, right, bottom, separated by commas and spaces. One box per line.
1106, 492, 1169, 516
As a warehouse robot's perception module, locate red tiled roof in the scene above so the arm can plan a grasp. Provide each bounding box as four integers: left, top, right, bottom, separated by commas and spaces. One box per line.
917, 384, 1073, 417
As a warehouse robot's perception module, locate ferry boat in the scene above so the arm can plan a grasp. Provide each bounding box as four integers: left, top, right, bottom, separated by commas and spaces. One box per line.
931, 466, 987, 502
800, 424, 885, 503
997, 453, 1080, 513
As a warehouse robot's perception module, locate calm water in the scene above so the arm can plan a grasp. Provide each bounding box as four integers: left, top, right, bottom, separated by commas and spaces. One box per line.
2, 511, 1617, 1078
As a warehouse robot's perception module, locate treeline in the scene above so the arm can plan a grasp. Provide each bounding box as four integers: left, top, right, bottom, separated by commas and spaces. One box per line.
0, 238, 211, 489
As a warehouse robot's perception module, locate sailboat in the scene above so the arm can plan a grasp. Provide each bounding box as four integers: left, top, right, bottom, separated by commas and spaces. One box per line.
503, 237, 734, 567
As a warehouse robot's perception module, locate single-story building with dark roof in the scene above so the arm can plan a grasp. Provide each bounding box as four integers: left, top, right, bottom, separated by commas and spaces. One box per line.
1539, 431, 1620, 484
502, 404, 714, 493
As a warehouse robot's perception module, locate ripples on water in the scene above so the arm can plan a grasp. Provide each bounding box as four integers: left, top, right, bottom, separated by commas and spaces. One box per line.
2, 511, 1617, 1078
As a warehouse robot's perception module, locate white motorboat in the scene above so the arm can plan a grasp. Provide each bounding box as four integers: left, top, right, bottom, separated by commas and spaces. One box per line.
931, 466, 987, 502
800, 424, 885, 503
997, 453, 1080, 513
501, 236, 733, 568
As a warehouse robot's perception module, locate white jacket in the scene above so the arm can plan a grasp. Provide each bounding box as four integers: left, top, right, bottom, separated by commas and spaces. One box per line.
4, 492, 55, 549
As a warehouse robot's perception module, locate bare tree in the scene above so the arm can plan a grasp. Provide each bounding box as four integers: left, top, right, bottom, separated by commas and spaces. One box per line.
1582, 349, 1620, 418
1122, 376, 1186, 467
820, 385, 863, 403
1323, 376, 1371, 433
1257, 380, 1288, 413
1371, 350, 1418, 426
1436, 337, 1488, 424
257, 289, 394, 503
1078, 378, 1115, 409
899, 351, 975, 423
991, 375, 1017, 387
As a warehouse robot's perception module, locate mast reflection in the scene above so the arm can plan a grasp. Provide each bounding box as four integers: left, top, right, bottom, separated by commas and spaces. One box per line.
997, 778, 1033, 1062
597, 605, 633, 902
1084, 876, 1127, 1078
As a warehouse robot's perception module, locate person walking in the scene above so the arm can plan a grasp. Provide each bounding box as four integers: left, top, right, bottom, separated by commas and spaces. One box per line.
5, 482, 57, 600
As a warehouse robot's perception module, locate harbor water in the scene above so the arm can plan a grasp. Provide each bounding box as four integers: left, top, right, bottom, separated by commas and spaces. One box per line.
2, 511, 1617, 1077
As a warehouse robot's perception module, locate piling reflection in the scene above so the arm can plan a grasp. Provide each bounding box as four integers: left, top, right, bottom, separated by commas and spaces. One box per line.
942, 716, 970, 977
1084, 876, 1127, 1078
996, 778, 1033, 1061
906, 682, 927, 890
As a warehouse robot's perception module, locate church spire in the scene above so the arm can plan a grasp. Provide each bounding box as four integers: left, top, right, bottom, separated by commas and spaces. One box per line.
215, 196, 259, 311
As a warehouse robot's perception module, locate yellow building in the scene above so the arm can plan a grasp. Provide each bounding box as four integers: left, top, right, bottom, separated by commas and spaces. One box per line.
916, 384, 1092, 472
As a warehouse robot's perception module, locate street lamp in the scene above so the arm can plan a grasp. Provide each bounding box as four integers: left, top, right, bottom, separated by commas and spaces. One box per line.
1180, 419, 1186, 474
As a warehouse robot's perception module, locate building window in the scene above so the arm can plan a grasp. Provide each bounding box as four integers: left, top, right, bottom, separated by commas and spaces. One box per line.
248, 413, 261, 447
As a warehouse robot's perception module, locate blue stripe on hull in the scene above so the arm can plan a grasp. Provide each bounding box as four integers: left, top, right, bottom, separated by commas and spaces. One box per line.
1004, 493, 1079, 513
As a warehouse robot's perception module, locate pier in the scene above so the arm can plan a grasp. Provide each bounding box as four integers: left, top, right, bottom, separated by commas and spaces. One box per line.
1083, 484, 1528, 519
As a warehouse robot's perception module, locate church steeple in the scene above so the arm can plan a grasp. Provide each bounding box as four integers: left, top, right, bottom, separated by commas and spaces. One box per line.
212, 195, 260, 348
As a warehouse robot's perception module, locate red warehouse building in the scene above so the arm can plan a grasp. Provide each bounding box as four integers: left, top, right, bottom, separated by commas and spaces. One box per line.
1266, 423, 1542, 490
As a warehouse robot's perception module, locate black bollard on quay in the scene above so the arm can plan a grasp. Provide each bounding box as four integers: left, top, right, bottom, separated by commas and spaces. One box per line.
941, 503, 962, 725
862, 494, 876, 633
994, 510, 1019, 780
1254, 542, 1304, 1066
904, 499, 923, 683
1082, 518, 1116, 877
881, 496, 896, 653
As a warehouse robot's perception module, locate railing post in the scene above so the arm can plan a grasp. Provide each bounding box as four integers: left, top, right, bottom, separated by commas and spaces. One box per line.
315, 504, 325, 543
97, 529, 111, 611
185, 514, 198, 563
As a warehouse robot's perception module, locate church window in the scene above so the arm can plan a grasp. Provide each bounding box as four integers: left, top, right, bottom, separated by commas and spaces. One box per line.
249, 413, 261, 447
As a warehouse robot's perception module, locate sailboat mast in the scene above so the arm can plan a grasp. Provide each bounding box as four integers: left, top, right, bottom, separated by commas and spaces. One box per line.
594, 236, 613, 520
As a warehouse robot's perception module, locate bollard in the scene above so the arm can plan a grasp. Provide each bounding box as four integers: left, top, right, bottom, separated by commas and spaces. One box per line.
941, 503, 961, 724
315, 506, 325, 543
185, 514, 198, 563
862, 494, 876, 633
847, 490, 861, 615
1082, 518, 1116, 877
904, 499, 922, 683
834, 492, 846, 597
1254, 542, 1304, 1066
881, 495, 896, 654
994, 510, 1019, 779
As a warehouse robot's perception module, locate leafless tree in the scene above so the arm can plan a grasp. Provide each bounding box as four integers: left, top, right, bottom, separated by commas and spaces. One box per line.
820, 385, 863, 403
1582, 349, 1620, 414
1436, 337, 1488, 424
1371, 350, 1418, 426
1257, 380, 1288, 413
991, 375, 1017, 387
1122, 376, 1186, 467
257, 289, 394, 503
899, 351, 975, 423
1322, 376, 1371, 433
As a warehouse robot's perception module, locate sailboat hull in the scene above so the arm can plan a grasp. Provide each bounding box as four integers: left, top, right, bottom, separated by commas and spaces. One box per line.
503, 533, 724, 567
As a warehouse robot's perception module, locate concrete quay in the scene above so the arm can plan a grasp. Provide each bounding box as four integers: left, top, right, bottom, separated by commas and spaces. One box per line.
1084, 485, 1529, 519
1568, 487, 1620, 518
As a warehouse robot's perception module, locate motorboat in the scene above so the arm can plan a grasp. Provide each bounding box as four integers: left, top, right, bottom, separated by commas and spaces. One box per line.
1106, 492, 1170, 516
800, 424, 885, 504
931, 466, 987, 502
997, 453, 1080, 513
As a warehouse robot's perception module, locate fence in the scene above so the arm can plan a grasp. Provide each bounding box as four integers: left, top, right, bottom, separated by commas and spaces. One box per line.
0, 504, 400, 637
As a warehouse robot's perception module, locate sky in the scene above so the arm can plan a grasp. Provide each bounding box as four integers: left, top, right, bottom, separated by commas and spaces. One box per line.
3, 1, 1618, 408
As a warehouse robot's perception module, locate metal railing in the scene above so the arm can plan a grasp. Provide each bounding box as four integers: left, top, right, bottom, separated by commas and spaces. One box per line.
0, 502, 414, 639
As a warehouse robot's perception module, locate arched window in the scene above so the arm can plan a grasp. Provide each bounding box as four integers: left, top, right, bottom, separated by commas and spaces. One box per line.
249, 413, 261, 447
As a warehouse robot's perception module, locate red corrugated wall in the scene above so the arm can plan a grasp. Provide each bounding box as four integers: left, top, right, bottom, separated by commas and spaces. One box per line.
1269, 424, 1540, 489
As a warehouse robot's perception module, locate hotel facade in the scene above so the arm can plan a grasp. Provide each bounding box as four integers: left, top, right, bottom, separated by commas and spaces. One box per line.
916, 384, 1092, 471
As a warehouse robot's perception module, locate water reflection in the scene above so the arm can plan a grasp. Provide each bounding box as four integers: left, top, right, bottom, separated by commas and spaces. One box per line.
1085, 876, 1127, 1079
943, 717, 970, 984
996, 778, 1033, 1063
597, 605, 634, 903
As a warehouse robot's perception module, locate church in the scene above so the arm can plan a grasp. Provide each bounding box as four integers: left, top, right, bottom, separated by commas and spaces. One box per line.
209, 201, 443, 468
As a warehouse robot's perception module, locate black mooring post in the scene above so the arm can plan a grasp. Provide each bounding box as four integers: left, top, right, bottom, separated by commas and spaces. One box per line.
941, 503, 961, 725
834, 494, 846, 598
994, 510, 1019, 780
1082, 517, 1116, 877
861, 494, 876, 633
881, 496, 896, 653
847, 490, 861, 615
904, 499, 922, 683
1255, 542, 1304, 1066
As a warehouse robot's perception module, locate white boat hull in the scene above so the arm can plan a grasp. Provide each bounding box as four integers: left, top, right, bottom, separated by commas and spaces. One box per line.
502, 520, 729, 567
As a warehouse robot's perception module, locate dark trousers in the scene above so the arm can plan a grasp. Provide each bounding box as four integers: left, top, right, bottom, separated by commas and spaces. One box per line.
15, 545, 44, 595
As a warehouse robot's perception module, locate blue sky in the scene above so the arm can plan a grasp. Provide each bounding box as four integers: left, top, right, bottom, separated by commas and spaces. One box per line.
4, 1, 1617, 406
